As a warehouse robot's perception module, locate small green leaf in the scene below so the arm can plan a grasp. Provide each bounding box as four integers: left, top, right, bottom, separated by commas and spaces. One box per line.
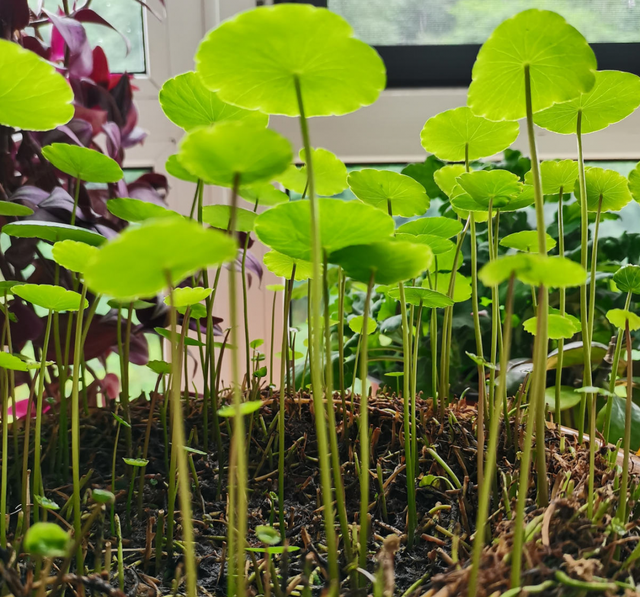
91, 489, 115, 504
465, 351, 496, 370
575, 386, 615, 398
179, 121, 292, 188
195, 4, 385, 118
421, 106, 519, 162
123, 458, 149, 467
386, 286, 453, 308
606, 309, 640, 331
267, 284, 285, 292
112, 412, 131, 428
202, 205, 257, 232
24, 522, 70, 558
544, 386, 582, 413
0, 200, 33, 216
218, 400, 262, 418
107, 198, 180, 223
34, 495, 59, 511
52, 240, 99, 274
348, 169, 429, 217
250, 339, 264, 349
348, 315, 377, 335
0, 39, 74, 131
184, 446, 207, 456
582, 167, 632, 213
263, 251, 313, 282
147, 360, 172, 375
166, 154, 199, 183
239, 183, 289, 208
455, 170, 522, 209
467, 9, 596, 121
253, 366, 267, 378
3, 221, 105, 246
395, 216, 462, 239
0, 352, 40, 371
159, 71, 268, 131
500, 231, 556, 253
13, 284, 87, 312
613, 265, 640, 294
42, 144, 123, 183
164, 287, 212, 308
277, 148, 347, 197
107, 299, 154, 310
525, 160, 579, 195
186, 303, 207, 319
255, 525, 281, 546
523, 313, 578, 340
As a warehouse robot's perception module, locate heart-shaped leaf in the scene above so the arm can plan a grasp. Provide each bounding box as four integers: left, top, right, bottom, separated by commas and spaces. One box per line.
0, 39, 74, 131
166, 155, 199, 183
468, 9, 596, 122
348, 169, 429, 217
396, 216, 462, 239
159, 71, 268, 131
3, 221, 105, 246
24, 522, 70, 558
255, 198, 394, 262
239, 183, 289, 208
421, 106, 519, 162
0, 200, 33, 217
277, 148, 347, 197
525, 160, 579, 195
202, 205, 257, 232
500, 231, 557, 253
163, 287, 212, 308
84, 218, 237, 300
42, 143, 123, 183
52, 240, 99, 274
613, 265, 640, 294
581, 167, 632, 212
386, 286, 453, 308
195, 4, 385, 117
523, 313, 578, 339
534, 71, 640, 134
107, 198, 180, 223
263, 251, 313, 281
179, 121, 292, 187
330, 240, 433, 285
348, 315, 377, 335
13, 284, 87, 312
455, 170, 522, 209
606, 308, 640, 331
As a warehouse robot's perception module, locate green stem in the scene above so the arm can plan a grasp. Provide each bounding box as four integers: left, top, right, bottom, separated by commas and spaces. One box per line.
241, 233, 252, 389
293, 74, 339, 591
487, 201, 498, 417
269, 290, 277, 387
617, 319, 633, 522
1, 369, 8, 547
555, 188, 566, 423
338, 269, 347, 420
411, 301, 423, 478
430, 308, 438, 404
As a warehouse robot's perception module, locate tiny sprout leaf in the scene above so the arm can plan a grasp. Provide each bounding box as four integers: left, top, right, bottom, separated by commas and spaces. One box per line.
525, 160, 579, 195
195, 4, 385, 117
91, 489, 115, 504
253, 366, 267, 378
154, 328, 206, 347
348, 169, 429, 217
0, 200, 33, 216
421, 106, 519, 162
606, 309, 640, 331
107, 198, 180, 223
42, 144, 123, 183
179, 121, 292, 187
202, 205, 257, 232
52, 240, 99, 274
159, 71, 268, 131
263, 251, 313, 282
613, 265, 640, 294
147, 360, 172, 375
123, 458, 149, 467
386, 286, 453, 308
34, 495, 59, 511
348, 315, 377, 335
523, 314, 578, 340
184, 446, 207, 456
255, 525, 281, 546
166, 154, 199, 183
582, 167, 632, 212
277, 148, 348, 197
466, 351, 496, 370
112, 412, 131, 428
395, 216, 462, 239
250, 339, 264, 349
3, 221, 105, 246
164, 287, 212, 308
24, 522, 70, 558
218, 400, 262, 418
500, 231, 556, 253
13, 284, 87, 312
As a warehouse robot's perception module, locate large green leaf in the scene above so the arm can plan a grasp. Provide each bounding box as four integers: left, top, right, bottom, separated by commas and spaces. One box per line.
263, 251, 313, 281
613, 265, 640, 295
432, 272, 472, 303
42, 144, 123, 183
467, 9, 596, 121
500, 231, 556, 253
159, 71, 268, 131
195, 4, 385, 117
254, 198, 394, 262
348, 169, 429, 217
420, 106, 519, 162
51, 240, 99, 274
277, 148, 347, 197
107, 198, 180, 223
581, 167, 632, 212
179, 121, 292, 187
84, 218, 237, 300
606, 309, 640, 331
13, 284, 87, 312
0, 201, 33, 217
479, 254, 587, 288
3, 221, 105, 246
239, 183, 289, 208
330, 240, 433, 285
386, 285, 453, 308
597, 395, 640, 451
455, 170, 522, 209
523, 313, 578, 339
525, 160, 579, 195
396, 216, 462, 239
396, 233, 454, 255
24, 522, 70, 558
0, 39, 73, 131
202, 205, 256, 232
534, 71, 640, 135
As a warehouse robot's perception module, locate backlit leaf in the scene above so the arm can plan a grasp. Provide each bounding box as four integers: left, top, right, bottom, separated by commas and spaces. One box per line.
606, 308, 640, 331
613, 265, 640, 294
500, 231, 556, 253
218, 400, 262, 418
107, 198, 180, 223
13, 284, 87, 312
239, 183, 289, 208
582, 167, 632, 212
42, 144, 123, 183
277, 148, 347, 197
123, 458, 149, 467
525, 160, 579, 195
202, 205, 256, 232
255, 525, 281, 546
432, 272, 472, 303
386, 286, 453, 308
263, 251, 313, 281
396, 216, 462, 239
348, 315, 377, 335
455, 170, 522, 209
163, 287, 212, 308
396, 233, 455, 255
479, 254, 586, 288
628, 162, 640, 203
52, 240, 99, 274
166, 154, 198, 183
0, 201, 33, 217
523, 313, 578, 339
0, 352, 38, 372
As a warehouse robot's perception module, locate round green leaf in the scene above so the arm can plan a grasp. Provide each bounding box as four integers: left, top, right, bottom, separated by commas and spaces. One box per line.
434, 165, 466, 198
42, 144, 123, 183
239, 183, 289, 208
263, 251, 313, 281
420, 106, 519, 162
107, 198, 180, 223
0, 39, 74, 131
330, 240, 433, 286
613, 265, 640, 295
166, 154, 199, 183
277, 148, 347, 197
525, 160, 579, 195
0, 200, 33, 217
123, 457, 149, 467
202, 205, 256, 232
628, 162, 640, 203
545, 386, 582, 413
218, 400, 262, 418
534, 71, 640, 135
500, 231, 556, 253
255, 525, 281, 546
467, 9, 596, 122
386, 286, 453, 308
348, 315, 377, 335
348, 169, 429, 217
3, 221, 105, 246
24, 522, 70, 558
606, 308, 640, 331
395, 233, 454, 256
523, 313, 578, 340
179, 121, 292, 187
13, 284, 87, 312
163, 287, 212, 308
396, 216, 462, 239
582, 167, 632, 212
455, 170, 522, 209
195, 4, 385, 117
91, 489, 115, 504
84, 218, 237, 300
432, 272, 471, 303
51, 240, 99, 274
255, 198, 394, 262
479, 254, 587, 288
159, 71, 268, 131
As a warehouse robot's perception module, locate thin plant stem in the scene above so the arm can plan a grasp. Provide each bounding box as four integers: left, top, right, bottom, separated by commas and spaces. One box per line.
1, 369, 8, 547
337, 268, 347, 420
293, 74, 339, 591
269, 289, 277, 387
430, 308, 438, 403
70, 176, 81, 226
241, 233, 252, 389
487, 201, 498, 416
555, 188, 566, 422
411, 300, 423, 477
617, 319, 633, 522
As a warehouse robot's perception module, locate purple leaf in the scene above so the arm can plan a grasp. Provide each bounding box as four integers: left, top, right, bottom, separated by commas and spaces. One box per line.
102, 121, 122, 162
44, 9, 94, 78
9, 186, 49, 207
73, 9, 131, 55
